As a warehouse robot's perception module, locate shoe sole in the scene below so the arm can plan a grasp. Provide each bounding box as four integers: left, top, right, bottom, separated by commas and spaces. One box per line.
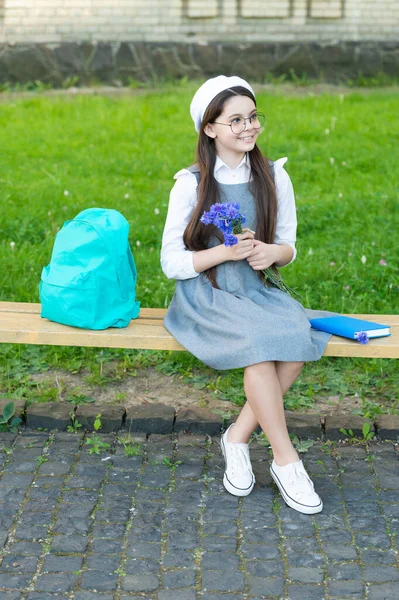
220, 435, 255, 497
270, 465, 323, 515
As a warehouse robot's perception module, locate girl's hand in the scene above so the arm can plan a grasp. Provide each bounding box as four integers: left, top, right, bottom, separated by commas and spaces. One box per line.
246, 240, 281, 270
226, 230, 254, 262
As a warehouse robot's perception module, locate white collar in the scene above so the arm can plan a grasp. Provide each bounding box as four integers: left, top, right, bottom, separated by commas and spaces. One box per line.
214, 153, 249, 173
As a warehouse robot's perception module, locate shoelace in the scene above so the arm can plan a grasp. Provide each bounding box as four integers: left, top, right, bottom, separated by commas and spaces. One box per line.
228, 444, 253, 477
288, 463, 316, 498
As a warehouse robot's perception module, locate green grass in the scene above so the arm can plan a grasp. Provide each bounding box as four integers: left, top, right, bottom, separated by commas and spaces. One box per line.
0, 84, 398, 415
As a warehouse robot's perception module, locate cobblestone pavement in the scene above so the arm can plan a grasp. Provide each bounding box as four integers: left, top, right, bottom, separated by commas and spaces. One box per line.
0, 430, 398, 600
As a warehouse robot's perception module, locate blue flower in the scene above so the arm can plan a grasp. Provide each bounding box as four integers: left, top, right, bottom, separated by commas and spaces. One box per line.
200, 202, 299, 298
223, 233, 238, 247
200, 211, 213, 225
356, 331, 369, 344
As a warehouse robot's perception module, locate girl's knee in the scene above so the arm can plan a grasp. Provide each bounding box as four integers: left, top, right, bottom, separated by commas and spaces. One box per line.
244, 361, 277, 376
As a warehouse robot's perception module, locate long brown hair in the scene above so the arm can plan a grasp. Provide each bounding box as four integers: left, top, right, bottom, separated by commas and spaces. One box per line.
183, 86, 278, 288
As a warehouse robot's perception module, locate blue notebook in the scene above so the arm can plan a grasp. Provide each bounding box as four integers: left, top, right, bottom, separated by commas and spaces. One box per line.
309, 316, 391, 340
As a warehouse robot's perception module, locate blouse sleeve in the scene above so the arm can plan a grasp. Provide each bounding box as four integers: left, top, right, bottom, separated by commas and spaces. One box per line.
273, 157, 297, 266
160, 169, 200, 280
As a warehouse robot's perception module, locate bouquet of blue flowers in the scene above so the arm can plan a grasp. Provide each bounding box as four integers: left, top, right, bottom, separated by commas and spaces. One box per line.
200, 202, 299, 298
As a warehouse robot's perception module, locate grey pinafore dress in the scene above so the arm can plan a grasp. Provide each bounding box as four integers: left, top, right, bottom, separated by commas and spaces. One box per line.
164, 166, 333, 370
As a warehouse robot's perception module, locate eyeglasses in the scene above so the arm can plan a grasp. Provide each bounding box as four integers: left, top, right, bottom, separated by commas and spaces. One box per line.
213, 112, 265, 135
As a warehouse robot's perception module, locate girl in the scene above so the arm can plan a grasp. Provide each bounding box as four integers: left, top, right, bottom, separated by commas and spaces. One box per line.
161, 75, 332, 515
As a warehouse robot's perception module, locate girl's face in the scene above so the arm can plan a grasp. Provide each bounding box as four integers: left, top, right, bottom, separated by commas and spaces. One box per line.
204, 94, 259, 165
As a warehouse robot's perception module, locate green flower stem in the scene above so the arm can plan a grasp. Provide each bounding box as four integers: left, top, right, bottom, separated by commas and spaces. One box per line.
232, 223, 300, 299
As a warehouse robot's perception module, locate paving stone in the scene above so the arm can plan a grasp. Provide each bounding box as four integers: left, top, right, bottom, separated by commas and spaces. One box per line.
26, 595, 69, 600
91, 539, 124, 554
53, 516, 91, 535
381, 504, 399, 518
85, 553, 121, 571
285, 538, 323, 567
241, 543, 280, 560
201, 535, 237, 551
0, 474, 35, 487
288, 567, 324, 583
202, 551, 240, 571
34, 573, 78, 592
354, 532, 391, 548
125, 558, 159, 574
50, 534, 89, 553
361, 548, 397, 565
128, 526, 162, 543
0, 573, 32, 590
319, 529, 353, 544
3, 461, 38, 473
328, 563, 363, 580
91, 523, 126, 539
0, 555, 38, 573
13, 525, 49, 540
174, 407, 222, 435
327, 580, 364, 597
6, 542, 43, 556
140, 466, 171, 488
74, 404, 125, 433
325, 415, 374, 441
161, 569, 196, 588
157, 591, 197, 600
246, 560, 284, 578
202, 570, 244, 592
125, 404, 174, 434
62, 490, 99, 503
162, 549, 196, 569
287, 584, 326, 599
42, 555, 83, 572
25, 403, 72, 431
368, 582, 399, 599
0, 593, 22, 600
345, 501, 380, 516
74, 594, 114, 600
200, 595, 242, 600
375, 415, 399, 440
80, 571, 119, 590
281, 520, 316, 537
364, 566, 399, 582
348, 515, 387, 532
284, 411, 322, 439
246, 576, 284, 596
121, 573, 160, 592
126, 541, 161, 559
202, 521, 237, 536
323, 544, 358, 561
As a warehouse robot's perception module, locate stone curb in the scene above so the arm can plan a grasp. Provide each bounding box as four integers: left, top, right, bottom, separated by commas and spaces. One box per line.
1, 399, 399, 440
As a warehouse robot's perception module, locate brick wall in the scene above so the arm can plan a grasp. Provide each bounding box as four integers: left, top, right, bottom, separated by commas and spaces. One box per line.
1, 0, 399, 43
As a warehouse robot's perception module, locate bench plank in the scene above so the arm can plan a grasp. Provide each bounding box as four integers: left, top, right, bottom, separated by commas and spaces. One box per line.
0, 302, 398, 358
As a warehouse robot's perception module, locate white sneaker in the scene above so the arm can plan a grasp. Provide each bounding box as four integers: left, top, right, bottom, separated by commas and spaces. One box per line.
220, 424, 255, 497
270, 459, 323, 515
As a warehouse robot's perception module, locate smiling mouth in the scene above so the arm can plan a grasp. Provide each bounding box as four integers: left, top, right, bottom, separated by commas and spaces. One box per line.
238, 135, 255, 141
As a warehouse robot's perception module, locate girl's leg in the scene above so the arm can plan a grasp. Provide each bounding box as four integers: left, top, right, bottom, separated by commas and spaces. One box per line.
229, 361, 303, 466
228, 361, 304, 448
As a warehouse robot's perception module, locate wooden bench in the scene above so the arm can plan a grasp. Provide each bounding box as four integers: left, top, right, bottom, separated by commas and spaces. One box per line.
0, 302, 398, 359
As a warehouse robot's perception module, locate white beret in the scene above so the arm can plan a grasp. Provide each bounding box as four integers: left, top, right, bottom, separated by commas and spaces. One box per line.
190, 75, 255, 132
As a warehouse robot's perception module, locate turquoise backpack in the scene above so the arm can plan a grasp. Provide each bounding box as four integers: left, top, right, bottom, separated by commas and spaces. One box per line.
39, 208, 140, 330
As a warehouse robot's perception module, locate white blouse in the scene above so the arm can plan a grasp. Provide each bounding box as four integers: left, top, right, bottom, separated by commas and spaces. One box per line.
160, 154, 297, 280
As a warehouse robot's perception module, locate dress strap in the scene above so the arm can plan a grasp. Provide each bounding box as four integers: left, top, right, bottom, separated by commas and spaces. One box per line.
187, 163, 200, 184
186, 160, 275, 183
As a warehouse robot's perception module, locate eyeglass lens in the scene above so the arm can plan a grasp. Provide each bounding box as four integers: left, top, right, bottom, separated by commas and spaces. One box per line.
231, 113, 265, 134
